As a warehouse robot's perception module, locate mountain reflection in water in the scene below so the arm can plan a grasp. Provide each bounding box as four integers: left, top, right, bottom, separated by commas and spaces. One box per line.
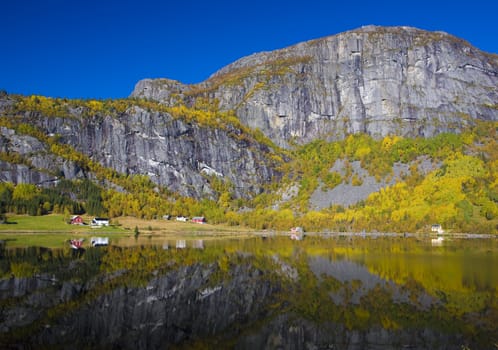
0, 236, 496, 349
309, 258, 419, 306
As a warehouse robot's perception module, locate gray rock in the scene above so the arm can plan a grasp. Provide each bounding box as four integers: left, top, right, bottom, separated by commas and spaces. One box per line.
309, 158, 440, 209
132, 26, 498, 147
0, 105, 281, 199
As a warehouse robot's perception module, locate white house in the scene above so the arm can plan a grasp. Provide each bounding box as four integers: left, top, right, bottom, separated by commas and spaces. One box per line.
92, 217, 110, 227
431, 224, 444, 234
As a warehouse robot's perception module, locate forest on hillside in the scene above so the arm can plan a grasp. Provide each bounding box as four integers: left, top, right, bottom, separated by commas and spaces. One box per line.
0, 95, 497, 234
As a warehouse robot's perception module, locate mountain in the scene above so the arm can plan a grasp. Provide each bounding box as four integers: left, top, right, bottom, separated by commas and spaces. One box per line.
0, 26, 497, 232
0, 97, 281, 200
132, 26, 498, 147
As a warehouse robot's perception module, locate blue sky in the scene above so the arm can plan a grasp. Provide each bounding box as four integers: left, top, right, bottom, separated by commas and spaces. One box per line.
1, 0, 497, 99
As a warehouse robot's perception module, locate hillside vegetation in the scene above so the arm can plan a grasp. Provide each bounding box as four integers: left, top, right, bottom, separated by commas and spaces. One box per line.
0, 94, 497, 234
279, 127, 498, 234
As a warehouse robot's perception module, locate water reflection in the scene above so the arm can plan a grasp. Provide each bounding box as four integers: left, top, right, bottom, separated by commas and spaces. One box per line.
431, 236, 444, 246
0, 236, 497, 349
309, 257, 416, 306
89, 234, 498, 303
301, 237, 498, 349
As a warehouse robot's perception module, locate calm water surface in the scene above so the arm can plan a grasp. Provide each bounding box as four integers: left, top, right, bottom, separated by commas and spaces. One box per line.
218, 235, 498, 348
125, 234, 498, 346
1, 235, 497, 349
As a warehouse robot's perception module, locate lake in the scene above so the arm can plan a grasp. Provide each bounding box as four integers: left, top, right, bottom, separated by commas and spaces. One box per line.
0, 234, 497, 349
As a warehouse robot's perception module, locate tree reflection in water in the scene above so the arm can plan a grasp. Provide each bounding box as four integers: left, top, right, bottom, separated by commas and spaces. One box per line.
0, 236, 496, 349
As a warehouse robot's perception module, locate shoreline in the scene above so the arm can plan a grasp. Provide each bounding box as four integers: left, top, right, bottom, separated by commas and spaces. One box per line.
0, 229, 495, 250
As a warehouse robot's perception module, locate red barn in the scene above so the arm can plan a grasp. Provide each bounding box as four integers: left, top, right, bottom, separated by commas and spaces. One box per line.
70, 215, 84, 225
192, 216, 206, 224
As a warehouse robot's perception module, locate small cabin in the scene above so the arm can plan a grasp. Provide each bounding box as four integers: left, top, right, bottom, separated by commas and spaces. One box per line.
192, 216, 206, 224
431, 224, 444, 234
70, 215, 84, 225
92, 217, 110, 227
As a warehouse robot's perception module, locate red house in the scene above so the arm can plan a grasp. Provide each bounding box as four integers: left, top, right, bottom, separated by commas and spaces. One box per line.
192, 216, 206, 224
70, 215, 84, 225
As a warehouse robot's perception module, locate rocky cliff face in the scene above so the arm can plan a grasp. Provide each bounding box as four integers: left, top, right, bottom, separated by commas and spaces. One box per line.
132, 26, 498, 147
2, 26, 497, 203
0, 103, 280, 199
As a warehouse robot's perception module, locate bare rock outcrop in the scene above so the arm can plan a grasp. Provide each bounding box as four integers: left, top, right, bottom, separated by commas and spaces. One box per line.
132, 26, 498, 147
0, 105, 280, 199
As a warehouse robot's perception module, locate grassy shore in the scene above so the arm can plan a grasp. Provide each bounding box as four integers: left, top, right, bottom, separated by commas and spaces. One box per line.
0, 214, 258, 248
1, 214, 494, 249
0, 214, 124, 248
